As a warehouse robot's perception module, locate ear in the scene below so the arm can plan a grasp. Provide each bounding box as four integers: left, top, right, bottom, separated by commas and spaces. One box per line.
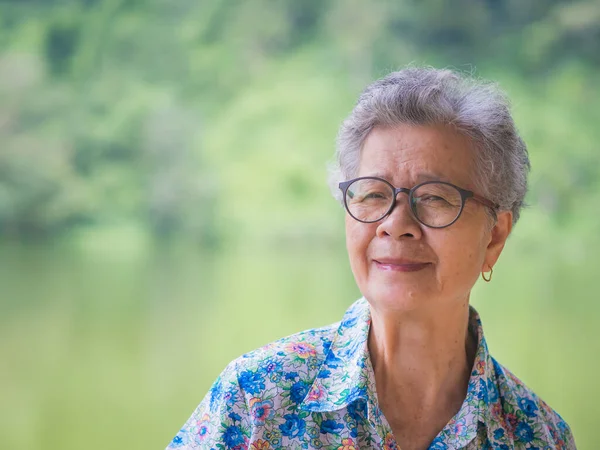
483, 211, 512, 271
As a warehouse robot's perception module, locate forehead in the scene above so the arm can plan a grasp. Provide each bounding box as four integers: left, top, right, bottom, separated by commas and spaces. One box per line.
358, 124, 477, 188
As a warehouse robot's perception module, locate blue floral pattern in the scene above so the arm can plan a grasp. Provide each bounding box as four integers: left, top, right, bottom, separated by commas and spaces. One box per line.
167, 298, 576, 449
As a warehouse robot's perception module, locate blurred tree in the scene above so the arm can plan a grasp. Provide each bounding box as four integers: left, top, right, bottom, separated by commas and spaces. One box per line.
0, 0, 598, 241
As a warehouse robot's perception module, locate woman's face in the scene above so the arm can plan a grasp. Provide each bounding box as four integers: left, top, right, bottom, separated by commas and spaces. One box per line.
345, 123, 512, 313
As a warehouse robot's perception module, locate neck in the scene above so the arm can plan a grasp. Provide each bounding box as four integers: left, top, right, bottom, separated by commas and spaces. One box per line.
367, 297, 476, 409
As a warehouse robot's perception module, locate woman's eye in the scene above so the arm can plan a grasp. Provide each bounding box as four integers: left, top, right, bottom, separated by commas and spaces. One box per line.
363, 192, 388, 200
419, 195, 447, 203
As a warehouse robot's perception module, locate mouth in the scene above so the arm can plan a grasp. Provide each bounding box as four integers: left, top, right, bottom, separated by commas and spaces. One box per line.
373, 259, 431, 273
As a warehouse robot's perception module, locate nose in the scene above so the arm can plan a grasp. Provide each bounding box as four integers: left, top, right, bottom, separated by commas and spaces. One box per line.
376, 192, 423, 240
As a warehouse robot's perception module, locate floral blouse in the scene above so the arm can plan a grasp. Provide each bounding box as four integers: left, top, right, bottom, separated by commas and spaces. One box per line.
167, 298, 576, 449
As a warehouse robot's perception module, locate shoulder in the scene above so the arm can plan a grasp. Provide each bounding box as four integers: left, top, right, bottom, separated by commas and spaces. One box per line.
240, 321, 339, 363
231, 321, 339, 390
491, 358, 576, 449
166, 323, 340, 449
204, 321, 340, 405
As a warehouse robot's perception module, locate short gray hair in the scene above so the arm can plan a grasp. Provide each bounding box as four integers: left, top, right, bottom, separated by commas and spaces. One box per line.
328, 67, 530, 225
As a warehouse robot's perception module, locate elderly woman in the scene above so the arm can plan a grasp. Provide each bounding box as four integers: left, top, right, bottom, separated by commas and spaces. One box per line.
167, 68, 575, 450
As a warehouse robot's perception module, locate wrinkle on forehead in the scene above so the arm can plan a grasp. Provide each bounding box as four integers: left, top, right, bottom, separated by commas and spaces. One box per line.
358, 124, 477, 190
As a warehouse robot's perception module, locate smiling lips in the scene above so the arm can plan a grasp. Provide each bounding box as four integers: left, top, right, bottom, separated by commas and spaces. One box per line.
373, 258, 431, 272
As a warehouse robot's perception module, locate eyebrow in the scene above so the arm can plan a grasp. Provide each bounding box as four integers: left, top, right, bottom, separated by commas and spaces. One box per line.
367, 172, 450, 184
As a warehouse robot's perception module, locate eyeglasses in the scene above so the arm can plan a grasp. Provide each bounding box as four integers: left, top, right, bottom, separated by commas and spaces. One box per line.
339, 177, 498, 228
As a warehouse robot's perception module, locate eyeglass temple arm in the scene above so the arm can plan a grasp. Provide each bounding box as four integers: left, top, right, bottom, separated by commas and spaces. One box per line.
471, 193, 499, 210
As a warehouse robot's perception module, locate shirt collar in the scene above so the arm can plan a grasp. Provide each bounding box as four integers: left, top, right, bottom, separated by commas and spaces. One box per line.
299, 297, 514, 447
466, 309, 514, 448
299, 298, 371, 412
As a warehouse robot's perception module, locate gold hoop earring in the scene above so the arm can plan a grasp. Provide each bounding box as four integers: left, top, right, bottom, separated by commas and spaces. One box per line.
481, 267, 493, 282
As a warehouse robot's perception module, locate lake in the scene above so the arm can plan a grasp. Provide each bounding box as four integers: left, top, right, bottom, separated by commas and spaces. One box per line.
0, 233, 595, 449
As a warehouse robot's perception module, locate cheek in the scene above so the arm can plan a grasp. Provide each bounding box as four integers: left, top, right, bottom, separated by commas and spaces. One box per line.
433, 230, 486, 280
345, 218, 373, 272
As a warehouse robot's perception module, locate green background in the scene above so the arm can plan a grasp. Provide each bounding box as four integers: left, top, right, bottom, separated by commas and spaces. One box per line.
0, 1, 598, 449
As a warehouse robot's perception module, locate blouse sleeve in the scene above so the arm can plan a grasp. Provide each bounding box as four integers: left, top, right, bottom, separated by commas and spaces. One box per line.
166, 361, 252, 449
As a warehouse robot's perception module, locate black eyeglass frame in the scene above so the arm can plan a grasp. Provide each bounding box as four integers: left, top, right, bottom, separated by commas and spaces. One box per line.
338, 176, 499, 229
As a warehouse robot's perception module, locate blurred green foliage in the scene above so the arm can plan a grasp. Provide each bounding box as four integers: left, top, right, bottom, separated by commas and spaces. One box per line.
0, 0, 598, 243
0, 1, 599, 449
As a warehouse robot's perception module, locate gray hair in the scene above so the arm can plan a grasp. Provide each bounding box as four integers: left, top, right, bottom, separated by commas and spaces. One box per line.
328, 67, 530, 226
